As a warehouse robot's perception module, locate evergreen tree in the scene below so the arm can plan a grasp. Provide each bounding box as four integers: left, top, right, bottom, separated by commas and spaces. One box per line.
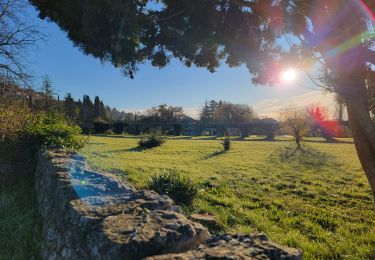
40, 75, 54, 112
76, 99, 82, 112
105, 105, 112, 121
93, 96, 101, 119
64, 93, 78, 123
200, 100, 211, 122
100, 101, 107, 120
80, 95, 94, 132
208, 100, 218, 120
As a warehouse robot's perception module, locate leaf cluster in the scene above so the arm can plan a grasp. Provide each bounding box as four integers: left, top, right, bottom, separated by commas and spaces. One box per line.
149, 171, 198, 207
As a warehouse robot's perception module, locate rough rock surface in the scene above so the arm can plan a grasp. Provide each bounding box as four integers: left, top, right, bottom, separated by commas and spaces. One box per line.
35, 150, 302, 259
35, 150, 209, 259
190, 213, 220, 230
148, 234, 302, 259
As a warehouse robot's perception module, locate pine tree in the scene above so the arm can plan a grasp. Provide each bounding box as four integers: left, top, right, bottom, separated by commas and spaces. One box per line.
100, 101, 107, 120
105, 105, 112, 121
93, 96, 101, 119
40, 75, 55, 112
208, 100, 218, 120
64, 93, 78, 123
81, 95, 94, 126
200, 100, 211, 122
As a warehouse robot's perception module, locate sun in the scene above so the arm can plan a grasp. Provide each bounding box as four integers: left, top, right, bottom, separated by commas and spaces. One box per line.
281, 68, 297, 82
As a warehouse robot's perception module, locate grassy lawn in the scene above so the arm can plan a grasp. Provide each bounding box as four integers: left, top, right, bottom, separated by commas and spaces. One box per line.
81, 135, 375, 259
0, 177, 42, 259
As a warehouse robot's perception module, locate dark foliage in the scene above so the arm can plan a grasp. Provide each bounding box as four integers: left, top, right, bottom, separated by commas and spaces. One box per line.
64, 93, 78, 123
201, 100, 256, 124
138, 131, 165, 149
223, 137, 231, 151
149, 171, 198, 207
30, 0, 375, 85
112, 122, 127, 134
142, 104, 185, 123
173, 124, 182, 136
93, 120, 111, 134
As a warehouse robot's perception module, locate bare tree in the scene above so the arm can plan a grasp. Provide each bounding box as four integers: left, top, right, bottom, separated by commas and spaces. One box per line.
0, 0, 40, 84
279, 107, 311, 154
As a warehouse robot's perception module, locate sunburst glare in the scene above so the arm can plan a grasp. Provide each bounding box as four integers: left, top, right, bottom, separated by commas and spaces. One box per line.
281, 68, 297, 82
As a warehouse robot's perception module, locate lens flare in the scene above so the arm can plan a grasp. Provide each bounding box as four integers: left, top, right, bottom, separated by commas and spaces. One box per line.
281, 69, 297, 82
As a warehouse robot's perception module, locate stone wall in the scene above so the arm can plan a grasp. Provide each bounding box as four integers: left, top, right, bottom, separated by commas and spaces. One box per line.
34, 150, 303, 259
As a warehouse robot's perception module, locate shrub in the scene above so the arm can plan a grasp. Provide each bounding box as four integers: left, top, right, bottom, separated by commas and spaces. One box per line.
79, 123, 93, 134
223, 137, 231, 151
27, 114, 86, 150
112, 122, 126, 134
149, 171, 198, 206
0, 101, 34, 142
138, 130, 165, 148
93, 119, 111, 134
173, 124, 182, 136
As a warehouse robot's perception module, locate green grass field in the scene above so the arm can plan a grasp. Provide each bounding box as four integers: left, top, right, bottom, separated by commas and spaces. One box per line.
0, 177, 41, 259
81, 135, 375, 259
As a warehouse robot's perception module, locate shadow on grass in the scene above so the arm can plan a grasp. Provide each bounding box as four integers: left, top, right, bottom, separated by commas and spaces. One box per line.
93, 134, 142, 139
89, 142, 106, 145
93, 134, 124, 138
194, 136, 219, 140
249, 137, 281, 142
107, 146, 148, 153
304, 138, 354, 144
269, 144, 337, 169
91, 151, 112, 158
127, 146, 149, 152
203, 150, 226, 160
171, 136, 193, 140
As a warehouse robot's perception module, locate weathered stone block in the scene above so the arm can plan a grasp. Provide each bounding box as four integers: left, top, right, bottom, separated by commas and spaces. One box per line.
34, 150, 302, 259
147, 234, 303, 259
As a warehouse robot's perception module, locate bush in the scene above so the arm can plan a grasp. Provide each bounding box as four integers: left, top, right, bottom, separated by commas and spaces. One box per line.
223, 137, 231, 151
173, 124, 182, 136
79, 122, 93, 134
112, 122, 126, 134
139, 130, 165, 148
93, 119, 111, 134
149, 171, 198, 207
0, 101, 34, 142
27, 114, 86, 150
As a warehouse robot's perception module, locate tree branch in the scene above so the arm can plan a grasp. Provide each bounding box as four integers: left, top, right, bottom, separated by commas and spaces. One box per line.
365, 49, 375, 65
157, 8, 187, 22
230, 0, 256, 8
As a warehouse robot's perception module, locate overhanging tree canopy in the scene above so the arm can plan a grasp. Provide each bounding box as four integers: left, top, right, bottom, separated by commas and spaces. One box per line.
30, 0, 375, 202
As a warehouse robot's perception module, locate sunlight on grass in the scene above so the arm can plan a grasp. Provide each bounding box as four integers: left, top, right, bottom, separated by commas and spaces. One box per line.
81, 135, 375, 259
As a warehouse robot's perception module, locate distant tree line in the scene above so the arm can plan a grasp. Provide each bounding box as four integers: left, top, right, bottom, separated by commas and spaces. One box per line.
26, 77, 189, 135
7, 76, 351, 138
200, 100, 256, 124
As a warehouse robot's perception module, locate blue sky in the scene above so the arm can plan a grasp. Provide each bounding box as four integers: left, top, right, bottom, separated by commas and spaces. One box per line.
26, 4, 336, 118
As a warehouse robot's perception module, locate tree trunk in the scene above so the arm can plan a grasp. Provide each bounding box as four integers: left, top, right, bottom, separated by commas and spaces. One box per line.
345, 84, 375, 204
295, 132, 303, 151
296, 136, 301, 149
